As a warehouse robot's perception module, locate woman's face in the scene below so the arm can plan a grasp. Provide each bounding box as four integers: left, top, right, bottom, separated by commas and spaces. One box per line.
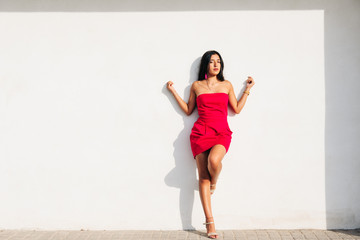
207, 54, 221, 76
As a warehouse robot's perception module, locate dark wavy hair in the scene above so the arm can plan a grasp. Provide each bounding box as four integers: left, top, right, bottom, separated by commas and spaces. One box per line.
197, 50, 225, 81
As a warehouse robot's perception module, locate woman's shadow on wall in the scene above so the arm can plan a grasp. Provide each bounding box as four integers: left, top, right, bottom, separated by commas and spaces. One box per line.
162, 58, 201, 230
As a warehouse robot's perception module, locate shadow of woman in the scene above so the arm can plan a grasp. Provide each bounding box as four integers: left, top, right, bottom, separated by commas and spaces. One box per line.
163, 58, 201, 230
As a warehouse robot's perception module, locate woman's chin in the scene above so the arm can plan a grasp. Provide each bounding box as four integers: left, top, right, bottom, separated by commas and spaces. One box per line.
209, 72, 219, 76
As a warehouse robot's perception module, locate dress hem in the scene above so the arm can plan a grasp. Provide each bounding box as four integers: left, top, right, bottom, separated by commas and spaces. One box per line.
192, 143, 229, 159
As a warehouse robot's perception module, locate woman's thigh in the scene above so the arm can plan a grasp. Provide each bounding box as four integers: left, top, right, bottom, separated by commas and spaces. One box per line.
195, 150, 211, 180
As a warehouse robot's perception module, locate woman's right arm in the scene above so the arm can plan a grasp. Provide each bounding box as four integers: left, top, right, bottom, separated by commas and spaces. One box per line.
167, 81, 196, 116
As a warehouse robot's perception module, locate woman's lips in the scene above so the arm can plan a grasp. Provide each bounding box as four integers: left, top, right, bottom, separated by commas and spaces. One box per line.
214, 68, 219, 71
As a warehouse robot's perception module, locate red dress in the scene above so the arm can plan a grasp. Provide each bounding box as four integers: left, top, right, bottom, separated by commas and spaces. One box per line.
190, 92, 233, 159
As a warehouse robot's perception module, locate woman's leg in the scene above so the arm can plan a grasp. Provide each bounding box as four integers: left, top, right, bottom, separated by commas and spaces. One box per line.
207, 144, 226, 192
196, 150, 218, 238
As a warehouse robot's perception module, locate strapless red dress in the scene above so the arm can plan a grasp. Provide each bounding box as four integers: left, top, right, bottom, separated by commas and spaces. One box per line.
190, 92, 233, 159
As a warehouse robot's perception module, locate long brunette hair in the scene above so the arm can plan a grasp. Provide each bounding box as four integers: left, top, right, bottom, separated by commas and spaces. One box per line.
197, 50, 225, 81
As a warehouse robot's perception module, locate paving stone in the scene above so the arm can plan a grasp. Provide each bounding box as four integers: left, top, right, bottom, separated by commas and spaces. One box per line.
0, 229, 360, 240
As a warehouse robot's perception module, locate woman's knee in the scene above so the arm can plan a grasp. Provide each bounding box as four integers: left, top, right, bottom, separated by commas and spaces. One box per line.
199, 176, 211, 183
208, 154, 222, 170
198, 168, 211, 181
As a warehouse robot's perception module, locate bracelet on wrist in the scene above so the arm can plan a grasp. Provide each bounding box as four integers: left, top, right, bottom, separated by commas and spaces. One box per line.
244, 90, 250, 95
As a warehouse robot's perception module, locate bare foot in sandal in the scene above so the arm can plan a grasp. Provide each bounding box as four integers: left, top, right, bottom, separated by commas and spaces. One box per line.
203, 216, 218, 239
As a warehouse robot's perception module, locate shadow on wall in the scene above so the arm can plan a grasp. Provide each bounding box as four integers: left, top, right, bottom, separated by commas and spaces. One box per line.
163, 57, 201, 230
3, 0, 359, 230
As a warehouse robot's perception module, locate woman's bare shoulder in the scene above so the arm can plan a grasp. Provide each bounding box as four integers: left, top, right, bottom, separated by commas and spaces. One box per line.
192, 80, 202, 89
223, 79, 233, 88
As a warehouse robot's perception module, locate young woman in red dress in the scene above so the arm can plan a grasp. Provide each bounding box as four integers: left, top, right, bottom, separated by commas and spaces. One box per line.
167, 50, 255, 239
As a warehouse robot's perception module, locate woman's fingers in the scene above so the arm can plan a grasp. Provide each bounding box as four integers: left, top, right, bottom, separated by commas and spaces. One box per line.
247, 76, 255, 87
167, 81, 174, 91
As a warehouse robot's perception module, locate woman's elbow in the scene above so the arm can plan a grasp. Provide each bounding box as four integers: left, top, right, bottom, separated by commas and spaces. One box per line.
186, 110, 193, 116
234, 107, 242, 114
185, 107, 194, 116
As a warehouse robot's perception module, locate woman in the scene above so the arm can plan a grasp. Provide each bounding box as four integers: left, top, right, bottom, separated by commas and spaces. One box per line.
167, 50, 254, 239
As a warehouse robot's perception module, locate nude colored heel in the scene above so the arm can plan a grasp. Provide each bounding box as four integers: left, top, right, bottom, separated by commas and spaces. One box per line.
203, 220, 218, 238
210, 184, 216, 195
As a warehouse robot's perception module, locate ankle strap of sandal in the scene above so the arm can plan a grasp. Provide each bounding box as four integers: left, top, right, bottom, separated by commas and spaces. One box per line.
203, 222, 214, 225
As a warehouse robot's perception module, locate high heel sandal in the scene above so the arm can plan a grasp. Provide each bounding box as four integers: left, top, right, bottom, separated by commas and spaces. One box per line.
203, 217, 218, 238
210, 184, 216, 195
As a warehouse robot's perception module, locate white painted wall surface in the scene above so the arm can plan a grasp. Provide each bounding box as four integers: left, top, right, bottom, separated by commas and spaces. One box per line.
0, 10, 329, 230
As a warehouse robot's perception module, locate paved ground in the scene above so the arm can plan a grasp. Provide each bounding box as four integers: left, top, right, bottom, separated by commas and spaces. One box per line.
0, 229, 359, 240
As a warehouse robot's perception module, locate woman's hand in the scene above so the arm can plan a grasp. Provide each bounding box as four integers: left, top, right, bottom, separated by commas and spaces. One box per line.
246, 76, 255, 89
167, 81, 175, 93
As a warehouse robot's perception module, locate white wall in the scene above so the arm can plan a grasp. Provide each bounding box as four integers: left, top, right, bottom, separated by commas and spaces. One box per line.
0, 3, 358, 230
0, 11, 325, 230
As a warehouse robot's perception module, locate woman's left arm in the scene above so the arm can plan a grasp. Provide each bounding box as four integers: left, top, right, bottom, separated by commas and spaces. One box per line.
227, 76, 255, 114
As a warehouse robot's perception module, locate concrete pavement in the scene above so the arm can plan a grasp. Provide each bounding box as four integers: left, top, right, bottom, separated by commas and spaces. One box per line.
0, 229, 360, 240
